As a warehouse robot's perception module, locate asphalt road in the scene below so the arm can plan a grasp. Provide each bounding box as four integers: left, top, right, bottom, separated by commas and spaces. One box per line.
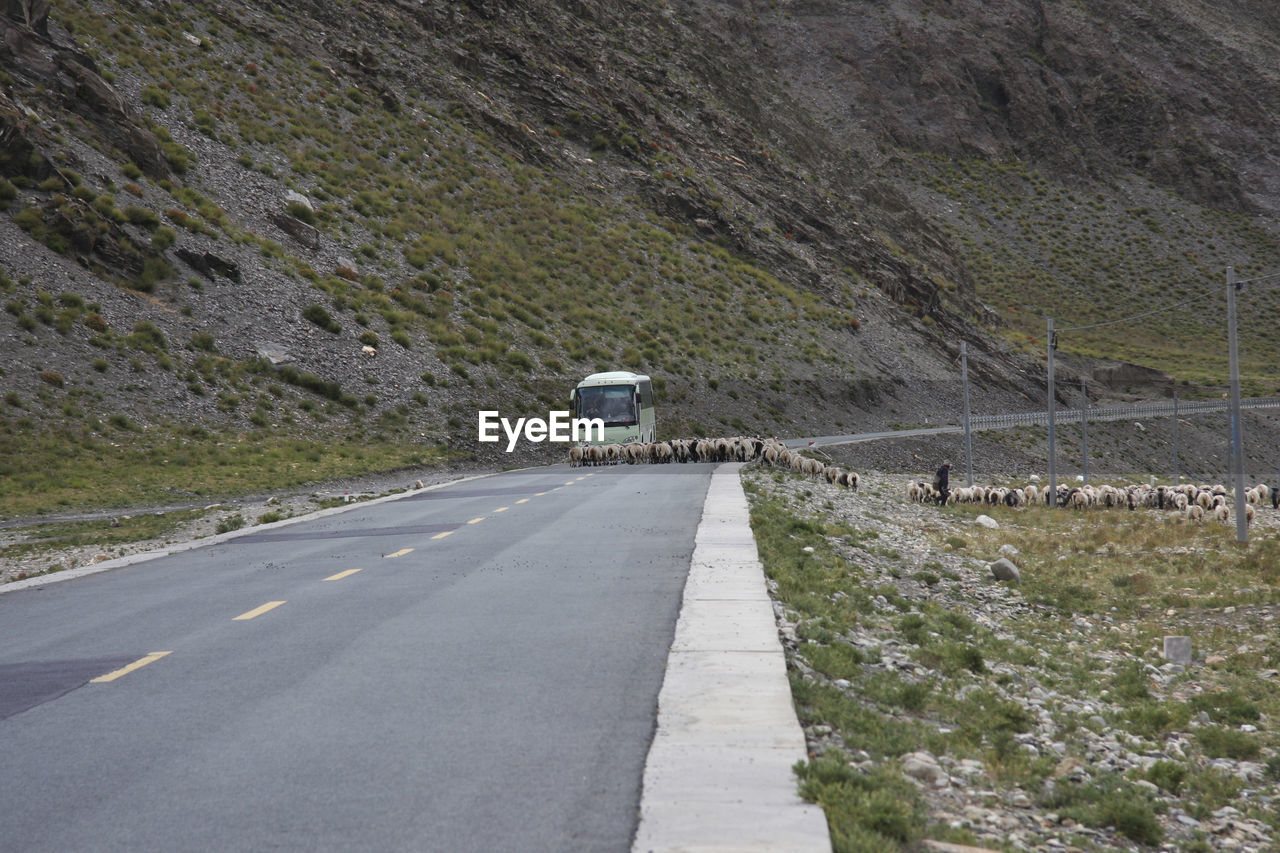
0, 464, 715, 852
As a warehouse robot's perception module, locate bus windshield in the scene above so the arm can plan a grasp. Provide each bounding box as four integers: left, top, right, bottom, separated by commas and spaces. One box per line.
574, 385, 636, 426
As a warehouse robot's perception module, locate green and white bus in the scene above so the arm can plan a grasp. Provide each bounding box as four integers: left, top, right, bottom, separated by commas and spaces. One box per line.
570, 371, 656, 444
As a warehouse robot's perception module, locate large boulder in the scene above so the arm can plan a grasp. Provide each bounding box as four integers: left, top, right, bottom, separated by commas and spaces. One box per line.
989, 558, 1021, 583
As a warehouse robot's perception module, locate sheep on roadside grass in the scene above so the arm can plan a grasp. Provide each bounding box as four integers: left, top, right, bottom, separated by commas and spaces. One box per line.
823, 466, 859, 490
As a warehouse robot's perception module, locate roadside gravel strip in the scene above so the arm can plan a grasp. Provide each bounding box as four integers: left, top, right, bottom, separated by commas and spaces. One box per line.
633, 462, 831, 852
0, 472, 495, 596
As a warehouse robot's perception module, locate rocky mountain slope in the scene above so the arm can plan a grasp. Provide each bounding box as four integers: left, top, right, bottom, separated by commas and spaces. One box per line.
2, 0, 1279, 487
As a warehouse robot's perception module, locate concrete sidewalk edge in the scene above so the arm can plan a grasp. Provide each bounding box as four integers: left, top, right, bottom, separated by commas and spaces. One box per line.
632, 462, 831, 852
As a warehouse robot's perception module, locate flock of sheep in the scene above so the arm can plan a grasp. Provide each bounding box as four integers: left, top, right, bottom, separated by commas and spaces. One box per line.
567, 437, 860, 489
911, 476, 1275, 524
567, 439, 1273, 526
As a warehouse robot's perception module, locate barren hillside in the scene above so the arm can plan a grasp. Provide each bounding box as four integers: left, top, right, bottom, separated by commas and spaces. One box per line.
2, 0, 1280, 507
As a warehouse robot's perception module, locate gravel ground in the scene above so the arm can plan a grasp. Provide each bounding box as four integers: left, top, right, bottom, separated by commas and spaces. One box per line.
747, 465, 1280, 852
0, 461, 497, 585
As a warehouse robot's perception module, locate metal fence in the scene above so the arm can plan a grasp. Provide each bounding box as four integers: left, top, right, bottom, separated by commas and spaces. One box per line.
969, 396, 1280, 431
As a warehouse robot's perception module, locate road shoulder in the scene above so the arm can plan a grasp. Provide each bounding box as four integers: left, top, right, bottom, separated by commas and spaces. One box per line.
632, 461, 831, 852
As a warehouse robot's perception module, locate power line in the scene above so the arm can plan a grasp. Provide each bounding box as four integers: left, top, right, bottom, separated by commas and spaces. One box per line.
1233, 270, 1280, 286
1057, 267, 1279, 335
1056, 287, 1220, 333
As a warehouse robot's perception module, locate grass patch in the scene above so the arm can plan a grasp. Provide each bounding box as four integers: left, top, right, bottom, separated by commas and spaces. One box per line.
0, 509, 210, 561
794, 752, 926, 852
0, 423, 457, 517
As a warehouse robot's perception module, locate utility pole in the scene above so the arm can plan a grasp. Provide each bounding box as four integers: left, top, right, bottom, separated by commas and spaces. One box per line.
1227, 266, 1248, 543
1080, 376, 1089, 486
1172, 387, 1180, 485
961, 341, 974, 487
1047, 317, 1057, 507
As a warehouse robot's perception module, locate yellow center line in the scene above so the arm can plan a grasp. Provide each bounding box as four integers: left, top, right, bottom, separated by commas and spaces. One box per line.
533, 492, 547, 497
324, 569, 362, 581
91, 651, 172, 683
564, 481, 575, 486
575, 477, 586, 481
516, 498, 530, 504
385, 548, 414, 559
432, 530, 453, 540
493, 506, 509, 513
467, 517, 486, 525
234, 601, 286, 621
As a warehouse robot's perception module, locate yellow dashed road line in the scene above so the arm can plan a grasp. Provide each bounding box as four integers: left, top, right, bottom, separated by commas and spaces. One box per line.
467, 517, 486, 525
385, 548, 414, 559
233, 601, 286, 621
493, 506, 509, 513
91, 651, 172, 683
324, 569, 362, 581
432, 531, 453, 540
516, 498, 530, 504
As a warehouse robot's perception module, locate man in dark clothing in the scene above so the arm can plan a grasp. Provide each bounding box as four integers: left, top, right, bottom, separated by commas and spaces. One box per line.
932, 461, 951, 505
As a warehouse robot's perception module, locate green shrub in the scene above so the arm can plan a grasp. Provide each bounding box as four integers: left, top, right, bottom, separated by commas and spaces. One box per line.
794, 753, 925, 849
285, 200, 315, 224
216, 514, 245, 534
302, 303, 340, 333
805, 643, 865, 680
136, 257, 173, 292
152, 226, 177, 251
1197, 727, 1260, 761
141, 84, 171, 109
1139, 760, 1187, 794
124, 205, 161, 230
126, 320, 167, 352
14, 207, 43, 232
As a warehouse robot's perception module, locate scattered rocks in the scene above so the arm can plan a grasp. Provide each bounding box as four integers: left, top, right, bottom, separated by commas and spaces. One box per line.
902, 751, 948, 787
753, 469, 1280, 853
1163, 635, 1192, 665
989, 557, 1021, 583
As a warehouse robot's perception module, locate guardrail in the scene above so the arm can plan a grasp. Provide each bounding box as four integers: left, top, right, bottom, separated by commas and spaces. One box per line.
969, 396, 1280, 431
789, 396, 1280, 450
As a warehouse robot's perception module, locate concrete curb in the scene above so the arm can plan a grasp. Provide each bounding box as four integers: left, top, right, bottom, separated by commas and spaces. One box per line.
0, 470, 499, 596
633, 462, 831, 852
